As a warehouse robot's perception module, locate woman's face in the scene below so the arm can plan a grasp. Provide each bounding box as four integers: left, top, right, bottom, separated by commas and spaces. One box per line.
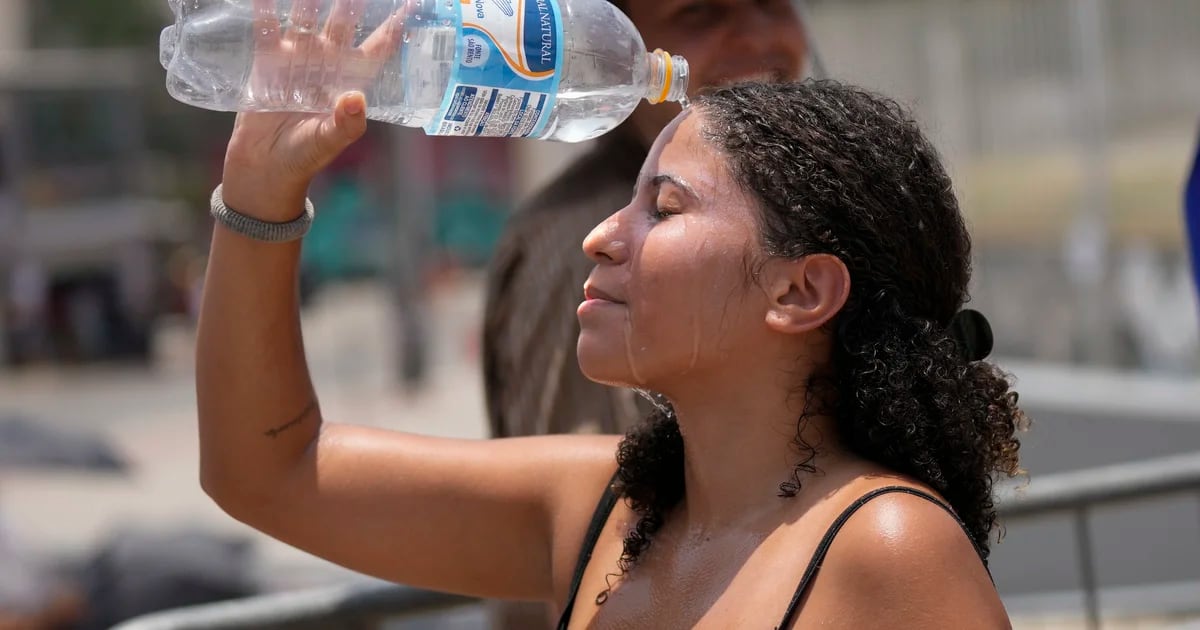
577, 111, 772, 392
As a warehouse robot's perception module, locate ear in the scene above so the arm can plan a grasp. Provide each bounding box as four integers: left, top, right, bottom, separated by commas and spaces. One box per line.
763, 254, 851, 335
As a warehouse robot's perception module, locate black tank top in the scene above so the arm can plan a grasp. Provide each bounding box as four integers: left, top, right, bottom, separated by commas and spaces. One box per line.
555, 479, 989, 629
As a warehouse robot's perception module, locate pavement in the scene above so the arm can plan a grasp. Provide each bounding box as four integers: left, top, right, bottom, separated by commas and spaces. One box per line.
2, 275, 1199, 628
0, 278, 490, 591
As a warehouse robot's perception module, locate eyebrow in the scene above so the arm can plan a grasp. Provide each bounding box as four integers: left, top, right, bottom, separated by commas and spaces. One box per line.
634, 173, 700, 200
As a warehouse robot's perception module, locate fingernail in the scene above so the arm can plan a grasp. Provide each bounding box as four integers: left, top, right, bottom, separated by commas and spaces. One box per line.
345, 94, 364, 115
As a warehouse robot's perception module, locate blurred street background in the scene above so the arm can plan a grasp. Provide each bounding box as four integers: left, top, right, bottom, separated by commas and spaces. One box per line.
1, 0, 1199, 628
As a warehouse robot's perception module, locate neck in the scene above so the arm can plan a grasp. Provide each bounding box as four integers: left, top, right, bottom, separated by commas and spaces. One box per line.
665, 371, 841, 531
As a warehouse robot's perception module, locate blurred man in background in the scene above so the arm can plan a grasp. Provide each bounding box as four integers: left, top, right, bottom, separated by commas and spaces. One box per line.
482, 1, 815, 626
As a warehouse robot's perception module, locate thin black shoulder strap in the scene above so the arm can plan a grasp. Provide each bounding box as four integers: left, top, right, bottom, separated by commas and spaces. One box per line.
556, 472, 621, 630
776, 486, 988, 630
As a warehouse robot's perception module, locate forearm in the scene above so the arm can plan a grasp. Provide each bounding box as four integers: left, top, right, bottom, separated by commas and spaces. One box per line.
195, 196, 320, 503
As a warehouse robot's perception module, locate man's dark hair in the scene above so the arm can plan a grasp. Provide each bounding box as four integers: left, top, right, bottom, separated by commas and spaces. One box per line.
610, 80, 1027, 580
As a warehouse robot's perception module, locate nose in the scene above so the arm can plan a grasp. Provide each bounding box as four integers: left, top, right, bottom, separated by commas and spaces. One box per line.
582, 209, 629, 266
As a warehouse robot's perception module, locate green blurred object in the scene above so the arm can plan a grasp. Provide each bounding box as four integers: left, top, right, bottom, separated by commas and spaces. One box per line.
435, 191, 508, 267
302, 176, 389, 282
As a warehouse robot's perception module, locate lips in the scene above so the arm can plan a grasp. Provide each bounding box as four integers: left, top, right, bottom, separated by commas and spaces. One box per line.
583, 284, 624, 304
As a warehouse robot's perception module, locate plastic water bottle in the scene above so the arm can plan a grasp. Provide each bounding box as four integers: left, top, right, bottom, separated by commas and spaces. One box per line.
159, 0, 689, 143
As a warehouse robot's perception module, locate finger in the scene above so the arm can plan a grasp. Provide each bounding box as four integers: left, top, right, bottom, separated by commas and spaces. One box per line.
288, 0, 322, 42
283, 0, 323, 105
323, 0, 365, 48
253, 0, 281, 47
360, 7, 409, 59
317, 92, 369, 160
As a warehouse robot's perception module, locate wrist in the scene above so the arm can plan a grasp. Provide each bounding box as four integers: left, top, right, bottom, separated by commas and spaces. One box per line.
219, 177, 311, 223
210, 184, 315, 243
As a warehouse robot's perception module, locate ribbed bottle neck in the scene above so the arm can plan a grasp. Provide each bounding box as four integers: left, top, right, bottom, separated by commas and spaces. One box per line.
645, 49, 690, 105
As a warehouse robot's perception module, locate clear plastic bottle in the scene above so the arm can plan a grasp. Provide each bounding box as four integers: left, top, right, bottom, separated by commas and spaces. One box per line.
159, 0, 689, 142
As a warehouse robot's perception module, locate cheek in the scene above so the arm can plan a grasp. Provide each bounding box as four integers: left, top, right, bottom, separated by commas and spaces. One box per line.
627, 221, 758, 367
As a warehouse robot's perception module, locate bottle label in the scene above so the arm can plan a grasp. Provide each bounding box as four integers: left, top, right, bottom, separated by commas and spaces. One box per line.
427, 0, 563, 138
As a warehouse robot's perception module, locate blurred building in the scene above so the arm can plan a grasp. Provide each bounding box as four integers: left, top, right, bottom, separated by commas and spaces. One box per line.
0, 3, 28, 50
0, 0, 191, 367
799, 0, 1200, 370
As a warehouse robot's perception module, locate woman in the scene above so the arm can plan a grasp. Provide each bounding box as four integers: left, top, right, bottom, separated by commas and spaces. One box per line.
200, 53, 1024, 629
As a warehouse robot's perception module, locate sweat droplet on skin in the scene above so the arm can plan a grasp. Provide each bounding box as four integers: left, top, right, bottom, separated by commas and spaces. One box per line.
622, 236, 648, 387
683, 223, 705, 374
635, 389, 671, 414
623, 310, 647, 387
689, 317, 701, 373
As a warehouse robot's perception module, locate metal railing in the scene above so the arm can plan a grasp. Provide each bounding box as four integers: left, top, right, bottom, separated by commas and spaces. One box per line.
110, 580, 477, 630
997, 451, 1200, 629
114, 451, 1200, 630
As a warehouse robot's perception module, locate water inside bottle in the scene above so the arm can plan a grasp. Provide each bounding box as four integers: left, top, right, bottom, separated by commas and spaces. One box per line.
538, 88, 644, 143
161, 0, 690, 142
368, 22, 456, 126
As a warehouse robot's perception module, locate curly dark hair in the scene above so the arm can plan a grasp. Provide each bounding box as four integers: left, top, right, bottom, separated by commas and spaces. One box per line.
610, 80, 1027, 580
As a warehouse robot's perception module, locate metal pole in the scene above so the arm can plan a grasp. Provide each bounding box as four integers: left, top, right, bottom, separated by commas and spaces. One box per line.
0, 0, 19, 367
1065, 0, 1114, 365
791, 0, 828, 80
0, 86, 28, 368
1073, 507, 1101, 630
922, 0, 970, 165
388, 126, 432, 392
0, 105, 11, 365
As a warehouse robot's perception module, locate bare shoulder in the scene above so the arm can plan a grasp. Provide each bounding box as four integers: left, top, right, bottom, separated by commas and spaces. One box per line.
457, 432, 623, 604
801, 480, 1010, 628
833, 484, 985, 572
533, 434, 624, 600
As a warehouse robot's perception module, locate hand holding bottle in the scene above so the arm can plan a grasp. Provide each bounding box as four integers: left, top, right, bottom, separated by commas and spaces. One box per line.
161, 0, 689, 142
219, 0, 404, 220
242, 0, 406, 111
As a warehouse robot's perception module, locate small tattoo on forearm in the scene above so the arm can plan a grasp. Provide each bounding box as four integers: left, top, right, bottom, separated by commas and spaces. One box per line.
264, 399, 318, 439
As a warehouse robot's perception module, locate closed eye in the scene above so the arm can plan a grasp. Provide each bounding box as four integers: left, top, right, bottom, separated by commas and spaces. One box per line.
651, 206, 678, 221
651, 192, 684, 220
634, 172, 698, 222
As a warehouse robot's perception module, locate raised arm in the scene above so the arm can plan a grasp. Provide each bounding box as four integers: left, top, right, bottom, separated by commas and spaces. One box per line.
195, 2, 617, 601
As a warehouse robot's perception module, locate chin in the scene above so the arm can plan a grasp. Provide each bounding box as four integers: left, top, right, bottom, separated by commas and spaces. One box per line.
577, 363, 632, 388
580, 369, 630, 389
576, 351, 623, 387
577, 335, 638, 388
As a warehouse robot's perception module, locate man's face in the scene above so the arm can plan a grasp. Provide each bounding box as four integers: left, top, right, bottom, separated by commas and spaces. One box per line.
625, 0, 809, 146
